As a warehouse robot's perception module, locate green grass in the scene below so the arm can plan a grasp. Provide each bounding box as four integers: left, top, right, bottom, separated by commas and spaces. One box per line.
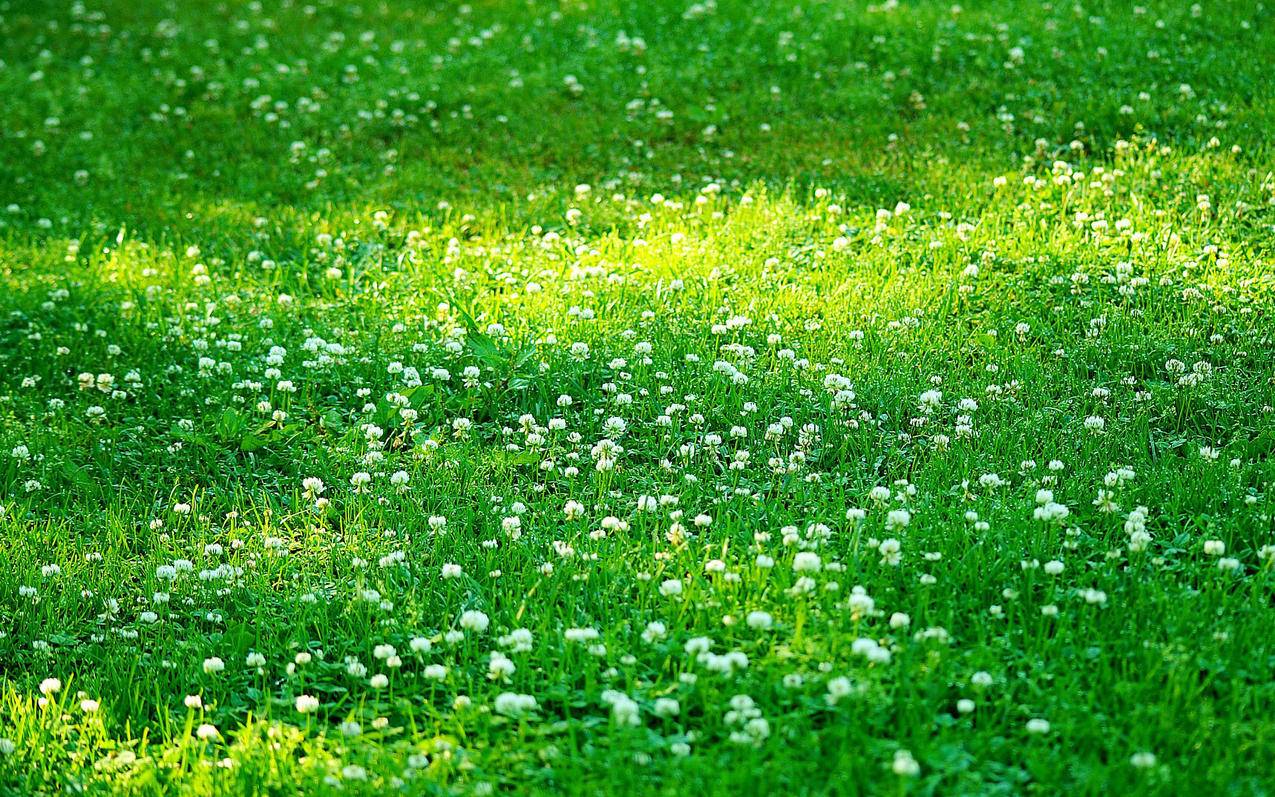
2, 0, 1274, 794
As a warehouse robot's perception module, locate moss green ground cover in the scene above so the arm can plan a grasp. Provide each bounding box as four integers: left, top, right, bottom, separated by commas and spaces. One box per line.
1, 0, 1274, 794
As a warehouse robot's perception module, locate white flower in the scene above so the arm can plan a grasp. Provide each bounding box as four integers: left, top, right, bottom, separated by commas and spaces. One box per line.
1033, 501, 1070, 523
1026, 718, 1051, 734
892, 749, 920, 777
826, 676, 853, 704
488, 652, 516, 681
792, 552, 821, 572
460, 610, 490, 633
1130, 751, 1157, 769
493, 692, 537, 718
295, 694, 320, 713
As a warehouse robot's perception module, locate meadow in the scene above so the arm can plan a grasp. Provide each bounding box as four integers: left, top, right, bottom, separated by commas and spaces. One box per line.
2, 0, 1274, 794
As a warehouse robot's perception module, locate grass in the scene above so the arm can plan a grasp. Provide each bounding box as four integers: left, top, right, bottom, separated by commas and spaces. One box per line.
1, 0, 1274, 794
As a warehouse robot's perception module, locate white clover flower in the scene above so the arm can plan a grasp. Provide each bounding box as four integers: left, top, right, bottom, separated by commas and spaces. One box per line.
493, 692, 537, 718
892, 749, 920, 777
1130, 751, 1157, 769
1026, 718, 1051, 734
295, 695, 320, 713
459, 610, 490, 633
793, 552, 821, 572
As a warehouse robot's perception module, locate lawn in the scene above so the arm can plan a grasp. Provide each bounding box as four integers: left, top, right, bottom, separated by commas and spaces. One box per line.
1, 0, 1274, 794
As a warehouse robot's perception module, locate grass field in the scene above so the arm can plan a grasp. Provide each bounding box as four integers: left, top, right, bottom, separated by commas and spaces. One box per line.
2, 0, 1275, 794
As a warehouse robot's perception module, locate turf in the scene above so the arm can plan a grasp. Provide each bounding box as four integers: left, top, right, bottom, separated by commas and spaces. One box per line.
1, 0, 1274, 794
